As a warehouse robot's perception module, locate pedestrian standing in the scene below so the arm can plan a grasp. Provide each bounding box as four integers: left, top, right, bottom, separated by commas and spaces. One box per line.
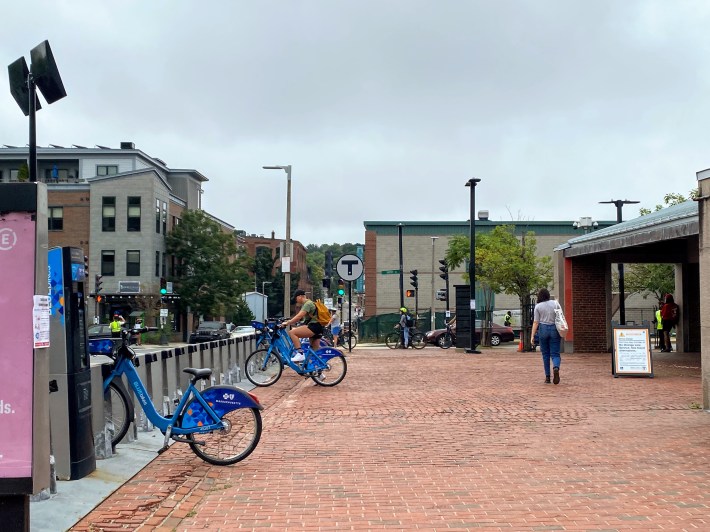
530, 288, 562, 384
329, 308, 341, 346
654, 307, 663, 349
110, 313, 125, 338
504, 310, 512, 327
660, 294, 680, 352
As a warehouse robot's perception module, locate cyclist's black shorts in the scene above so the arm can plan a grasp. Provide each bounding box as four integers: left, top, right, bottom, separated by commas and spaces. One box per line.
307, 321, 324, 339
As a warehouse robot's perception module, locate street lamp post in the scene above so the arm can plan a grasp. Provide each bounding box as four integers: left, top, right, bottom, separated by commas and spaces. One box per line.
261, 281, 272, 322
465, 178, 481, 354
263, 165, 292, 318
430, 236, 438, 331
599, 199, 639, 325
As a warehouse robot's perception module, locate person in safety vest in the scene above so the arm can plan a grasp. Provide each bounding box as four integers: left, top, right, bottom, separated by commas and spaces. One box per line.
654, 308, 663, 349
110, 313, 125, 338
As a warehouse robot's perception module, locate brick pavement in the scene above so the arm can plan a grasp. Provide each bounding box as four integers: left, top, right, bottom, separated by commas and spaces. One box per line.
72, 346, 709, 531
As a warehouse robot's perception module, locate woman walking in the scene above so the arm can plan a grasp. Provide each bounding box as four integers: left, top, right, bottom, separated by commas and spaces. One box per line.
530, 288, 562, 384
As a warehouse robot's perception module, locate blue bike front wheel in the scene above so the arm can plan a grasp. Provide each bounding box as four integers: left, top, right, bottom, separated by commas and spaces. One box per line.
245, 348, 283, 387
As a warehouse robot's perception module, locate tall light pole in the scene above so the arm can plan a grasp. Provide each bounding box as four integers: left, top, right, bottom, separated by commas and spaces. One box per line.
599, 199, 639, 325
263, 165, 292, 318
261, 281, 271, 321
465, 178, 481, 354
430, 236, 438, 331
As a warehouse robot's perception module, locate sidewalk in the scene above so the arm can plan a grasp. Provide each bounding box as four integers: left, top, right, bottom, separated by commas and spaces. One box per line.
41, 345, 710, 530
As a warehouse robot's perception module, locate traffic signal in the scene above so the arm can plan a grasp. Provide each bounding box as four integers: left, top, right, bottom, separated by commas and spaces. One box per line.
409, 269, 418, 289
325, 251, 333, 277
337, 278, 345, 296
160, 277, 167, 295
94, 274, 103, 295
439, 259, 448, 281
405, 289, 415, 297
322, 277, 331, 289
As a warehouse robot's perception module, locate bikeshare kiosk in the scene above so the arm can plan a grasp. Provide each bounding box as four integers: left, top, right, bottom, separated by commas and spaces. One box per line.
0, 183, 51, 527
48, 246, 96, 480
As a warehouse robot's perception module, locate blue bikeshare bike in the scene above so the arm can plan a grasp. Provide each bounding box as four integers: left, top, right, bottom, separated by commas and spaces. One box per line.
246, 320, 347, 387
95, 327, 263, 465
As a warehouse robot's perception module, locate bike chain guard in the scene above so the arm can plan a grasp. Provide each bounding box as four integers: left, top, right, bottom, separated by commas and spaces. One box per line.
180, 386, 263, 429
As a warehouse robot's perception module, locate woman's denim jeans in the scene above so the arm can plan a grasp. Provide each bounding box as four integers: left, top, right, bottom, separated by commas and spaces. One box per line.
538, 323, 561, 376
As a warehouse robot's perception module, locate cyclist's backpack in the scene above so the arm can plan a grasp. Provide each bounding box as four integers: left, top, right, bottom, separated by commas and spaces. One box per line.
313, 299, 331, 326
405, 314, 414, 327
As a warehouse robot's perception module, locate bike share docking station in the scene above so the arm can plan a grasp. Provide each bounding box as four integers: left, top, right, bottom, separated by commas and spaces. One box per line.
47, 246, 96, 480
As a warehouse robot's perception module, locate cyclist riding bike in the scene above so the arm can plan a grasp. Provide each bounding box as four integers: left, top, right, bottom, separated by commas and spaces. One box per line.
282, 289, 323, 362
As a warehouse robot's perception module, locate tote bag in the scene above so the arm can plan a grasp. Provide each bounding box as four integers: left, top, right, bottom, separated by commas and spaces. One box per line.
554, 301, 569, 339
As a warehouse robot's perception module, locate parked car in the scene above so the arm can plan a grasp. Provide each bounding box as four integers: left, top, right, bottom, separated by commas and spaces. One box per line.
232, 325, 256, 336
424, 320, 515, 347
87, 323, 113, 339
188, 321, 230, 344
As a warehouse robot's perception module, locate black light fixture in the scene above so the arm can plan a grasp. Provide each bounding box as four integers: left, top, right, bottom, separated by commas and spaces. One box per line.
7, 40, 67, 183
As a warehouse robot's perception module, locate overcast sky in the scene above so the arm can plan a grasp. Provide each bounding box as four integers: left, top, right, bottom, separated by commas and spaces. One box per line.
2, 1, 708, 245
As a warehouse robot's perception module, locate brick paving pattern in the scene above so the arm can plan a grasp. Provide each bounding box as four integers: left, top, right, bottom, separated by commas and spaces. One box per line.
72, 347, 709, 531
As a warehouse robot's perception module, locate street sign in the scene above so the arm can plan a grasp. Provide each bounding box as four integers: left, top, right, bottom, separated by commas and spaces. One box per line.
336, 254, 364, 282
380, 269, 400, 274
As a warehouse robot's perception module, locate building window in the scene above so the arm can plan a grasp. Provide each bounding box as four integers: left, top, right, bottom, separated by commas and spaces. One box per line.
9, 169, 19, 182
102, 197, 116, 232
155, 199, 161, 233
172, 215, 180, 229
48, 207, 63, 231
155, 251, 160, 277
126, 250, 140, 276
162, 252, 167, 277
162, 201, 167, 234
97, 165, 118, 176
44, 168, 69, 181
127, 196, 141, 232
101, 250, 115, 276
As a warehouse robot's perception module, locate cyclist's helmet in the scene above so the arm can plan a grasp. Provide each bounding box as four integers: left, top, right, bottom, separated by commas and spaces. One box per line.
400, 307, 407, 313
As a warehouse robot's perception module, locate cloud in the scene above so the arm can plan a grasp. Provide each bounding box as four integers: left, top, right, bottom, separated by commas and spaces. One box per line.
2, 1, 709, 243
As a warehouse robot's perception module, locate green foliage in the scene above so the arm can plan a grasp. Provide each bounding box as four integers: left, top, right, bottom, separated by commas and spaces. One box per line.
17, 163, 29, 182
445, 226, 552, 349
230, 298, 255, 325
165, 210, 252, 320
621, 263, 674, 303
445, 226, 552, 303
639, 189, 698, 215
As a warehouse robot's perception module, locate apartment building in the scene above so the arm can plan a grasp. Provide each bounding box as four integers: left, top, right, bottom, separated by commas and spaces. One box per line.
0, 142, 205, 333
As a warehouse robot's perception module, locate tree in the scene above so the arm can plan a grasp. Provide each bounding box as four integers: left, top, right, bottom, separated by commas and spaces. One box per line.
445, 226, 552, 348
166, 210, 252, 322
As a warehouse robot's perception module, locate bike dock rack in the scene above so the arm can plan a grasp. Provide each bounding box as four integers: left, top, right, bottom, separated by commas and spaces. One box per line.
85, 335, 257, 462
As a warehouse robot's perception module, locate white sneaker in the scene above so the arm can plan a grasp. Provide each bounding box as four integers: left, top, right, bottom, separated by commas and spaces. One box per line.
291, 352, 305, 363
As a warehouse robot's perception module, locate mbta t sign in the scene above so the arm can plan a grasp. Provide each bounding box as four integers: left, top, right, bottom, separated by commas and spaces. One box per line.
336, 254, 363, 282
335, 254, 363, 354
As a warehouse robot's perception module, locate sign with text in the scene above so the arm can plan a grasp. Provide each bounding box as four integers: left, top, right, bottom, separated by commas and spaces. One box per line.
613, 326, 653, 377
0, 213, 35, 478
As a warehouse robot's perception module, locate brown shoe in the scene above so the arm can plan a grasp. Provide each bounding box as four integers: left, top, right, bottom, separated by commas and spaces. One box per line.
553, 367, 560, 385
544, 376, 551, 384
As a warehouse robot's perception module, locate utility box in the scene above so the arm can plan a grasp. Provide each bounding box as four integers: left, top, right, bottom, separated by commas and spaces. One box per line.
48, 246, 96, 480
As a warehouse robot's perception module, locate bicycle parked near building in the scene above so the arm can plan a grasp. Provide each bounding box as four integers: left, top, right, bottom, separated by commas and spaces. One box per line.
385, 325, 426, 349
97, 327, 263, 465
246, 320, 347, 387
